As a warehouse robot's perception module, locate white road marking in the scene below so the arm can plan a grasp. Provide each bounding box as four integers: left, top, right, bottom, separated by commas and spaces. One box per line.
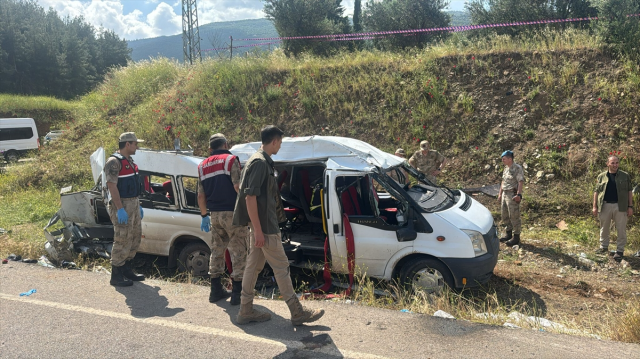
0, 293, 388, 359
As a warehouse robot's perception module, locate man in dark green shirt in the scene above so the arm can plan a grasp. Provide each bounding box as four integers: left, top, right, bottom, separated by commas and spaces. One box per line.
233, 125, 324, 326
592, 155, 633, 261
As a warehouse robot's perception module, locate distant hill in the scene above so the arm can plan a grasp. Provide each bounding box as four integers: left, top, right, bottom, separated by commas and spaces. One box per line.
128, 18, 279, 62
128, 12, 471, 62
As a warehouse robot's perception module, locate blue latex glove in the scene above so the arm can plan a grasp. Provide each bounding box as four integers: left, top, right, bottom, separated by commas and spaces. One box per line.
117, 208, 129, 224
201, 215, 210, 232
140, 207, 144, 219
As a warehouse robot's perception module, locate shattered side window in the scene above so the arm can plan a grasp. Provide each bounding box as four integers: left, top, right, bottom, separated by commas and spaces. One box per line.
139, 172, 177, 209
181, 176, 199, 209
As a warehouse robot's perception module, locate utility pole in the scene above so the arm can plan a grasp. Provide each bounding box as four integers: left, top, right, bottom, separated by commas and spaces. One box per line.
182, 0, 201, 65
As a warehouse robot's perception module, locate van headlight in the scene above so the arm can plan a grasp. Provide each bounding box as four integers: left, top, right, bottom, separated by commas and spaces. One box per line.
462, 230, 487, 256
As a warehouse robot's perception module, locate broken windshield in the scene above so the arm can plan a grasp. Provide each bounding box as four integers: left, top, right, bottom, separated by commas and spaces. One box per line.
381, 163, 456, 212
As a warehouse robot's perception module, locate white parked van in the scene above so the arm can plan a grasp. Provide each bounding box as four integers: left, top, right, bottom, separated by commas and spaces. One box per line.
0, 118, 40, 162
46, 136, 498, 292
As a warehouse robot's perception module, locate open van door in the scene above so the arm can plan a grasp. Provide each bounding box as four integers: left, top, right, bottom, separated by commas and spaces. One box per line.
326, 157, 410, 277
90, 147, 109, 201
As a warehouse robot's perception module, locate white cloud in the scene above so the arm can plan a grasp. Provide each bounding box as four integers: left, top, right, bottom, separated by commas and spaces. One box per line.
147, 2, 182, 37
197, 0, 264, 24
36, 0, 181, 40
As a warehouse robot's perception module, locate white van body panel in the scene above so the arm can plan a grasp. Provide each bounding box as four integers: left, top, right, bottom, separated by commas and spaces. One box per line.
140, 210, 209, 255
348, 223, 409, 277
0, 118, 39, 157
436, 194, 494, 234
232, 136, 404, 170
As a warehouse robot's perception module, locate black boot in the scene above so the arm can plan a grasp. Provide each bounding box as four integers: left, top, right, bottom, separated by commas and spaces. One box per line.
122, 260, 145, 281
110, 265, 133, 287
209, 277, 229, 303
230, 280, 242, 306
506, 234, 520, 247
499, 230, 512, 243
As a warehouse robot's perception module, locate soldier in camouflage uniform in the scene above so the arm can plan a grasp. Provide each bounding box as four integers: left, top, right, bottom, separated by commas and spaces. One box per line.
498, 150, 525, 247
388, 148, 409, 185
408, 141, 446, 184
197, 133, 249, 305
104, 132, 146, 287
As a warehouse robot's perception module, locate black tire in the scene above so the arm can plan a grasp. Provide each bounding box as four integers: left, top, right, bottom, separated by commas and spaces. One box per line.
177, 242, 211, 276
399, 257, 454, 294
4, 150, 19, 163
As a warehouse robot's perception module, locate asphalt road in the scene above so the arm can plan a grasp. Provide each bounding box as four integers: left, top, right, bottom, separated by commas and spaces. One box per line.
1, 263, 639, 358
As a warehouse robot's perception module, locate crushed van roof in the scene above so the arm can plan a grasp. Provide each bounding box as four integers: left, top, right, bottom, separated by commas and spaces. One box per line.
230, 136, 404, 170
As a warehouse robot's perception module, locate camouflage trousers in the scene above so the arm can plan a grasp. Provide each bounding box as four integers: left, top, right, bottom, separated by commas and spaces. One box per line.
208, 211, 249, 281
501, 193, 521, 235
107, 197, 142, 267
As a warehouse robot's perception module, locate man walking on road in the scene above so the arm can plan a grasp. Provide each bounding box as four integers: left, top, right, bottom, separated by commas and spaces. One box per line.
498, 150, 524, 247
197, 133, 248, 305
104, 132, 146, 287
408, 140, 446, 184
233, 125, 325, 325
592, 155, 633, 261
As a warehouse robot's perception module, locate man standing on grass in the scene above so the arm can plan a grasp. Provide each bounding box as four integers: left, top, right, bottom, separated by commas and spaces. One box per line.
498, 150, 524, 247
408, 140, 446, 184
104, 132, 146, 287
197, 133, 248, 305
592, 155, 633, 261
232, 125, 324, 325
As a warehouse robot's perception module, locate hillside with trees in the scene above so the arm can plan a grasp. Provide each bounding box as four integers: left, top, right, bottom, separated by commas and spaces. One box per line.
0, 0, 130, 99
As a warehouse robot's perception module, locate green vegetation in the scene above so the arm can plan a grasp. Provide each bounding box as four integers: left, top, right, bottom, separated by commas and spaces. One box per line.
0, 0, 130, 99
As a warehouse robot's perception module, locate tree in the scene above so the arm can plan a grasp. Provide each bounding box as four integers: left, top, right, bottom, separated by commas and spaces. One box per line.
594, 0, 640, 59
362, 0, 450, 50
264, 0, 351, 56
0, 0, 130, 98
354, 0, 363, 33
465, 0, 598, 37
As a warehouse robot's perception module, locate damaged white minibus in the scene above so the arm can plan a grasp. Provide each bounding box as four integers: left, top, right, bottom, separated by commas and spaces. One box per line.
47, 136, 498, 293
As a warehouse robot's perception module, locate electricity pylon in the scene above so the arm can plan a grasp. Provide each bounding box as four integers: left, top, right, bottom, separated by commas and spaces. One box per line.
182, 0, 201, 64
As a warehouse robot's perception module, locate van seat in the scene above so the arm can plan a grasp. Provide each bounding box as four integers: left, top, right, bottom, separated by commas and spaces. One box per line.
341, 186, 361, 216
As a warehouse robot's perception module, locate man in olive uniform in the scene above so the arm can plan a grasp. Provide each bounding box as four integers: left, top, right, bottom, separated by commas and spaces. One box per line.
197, 133, 249, 305
388, 148, 409, 185
592, 155, 633, 261
233, 125, 324, 326
408, 141, 446, 184
498, 150, 525, 247
104, 132, 146, 287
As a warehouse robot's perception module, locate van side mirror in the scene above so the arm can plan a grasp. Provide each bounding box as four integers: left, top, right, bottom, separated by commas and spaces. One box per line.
396, 228, 417, 242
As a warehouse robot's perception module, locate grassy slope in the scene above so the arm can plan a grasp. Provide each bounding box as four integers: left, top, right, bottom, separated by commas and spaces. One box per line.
1, 28, 639, 342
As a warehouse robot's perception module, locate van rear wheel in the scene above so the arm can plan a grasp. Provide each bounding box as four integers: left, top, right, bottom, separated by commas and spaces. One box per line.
177, 242, 211, 276
399, 258, 454, 294
4, 150, 19, 162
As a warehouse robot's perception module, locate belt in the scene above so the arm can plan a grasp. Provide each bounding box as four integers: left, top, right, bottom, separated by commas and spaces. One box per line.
605, 201, 618, 204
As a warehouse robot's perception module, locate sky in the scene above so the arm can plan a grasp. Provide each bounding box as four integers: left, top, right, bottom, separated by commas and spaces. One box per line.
36, 0, 468, 41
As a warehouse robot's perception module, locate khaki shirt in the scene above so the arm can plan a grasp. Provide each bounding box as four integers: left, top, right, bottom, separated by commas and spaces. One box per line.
501, 163, 525, 191
594, 170, 632, 212
232, 150, 283, 234
409, 150, 445, 176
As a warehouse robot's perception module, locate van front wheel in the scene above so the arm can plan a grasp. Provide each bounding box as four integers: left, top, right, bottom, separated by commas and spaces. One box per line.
177, 242, 211, 276
399, 258, 454, 294
4, 150, 19, 162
